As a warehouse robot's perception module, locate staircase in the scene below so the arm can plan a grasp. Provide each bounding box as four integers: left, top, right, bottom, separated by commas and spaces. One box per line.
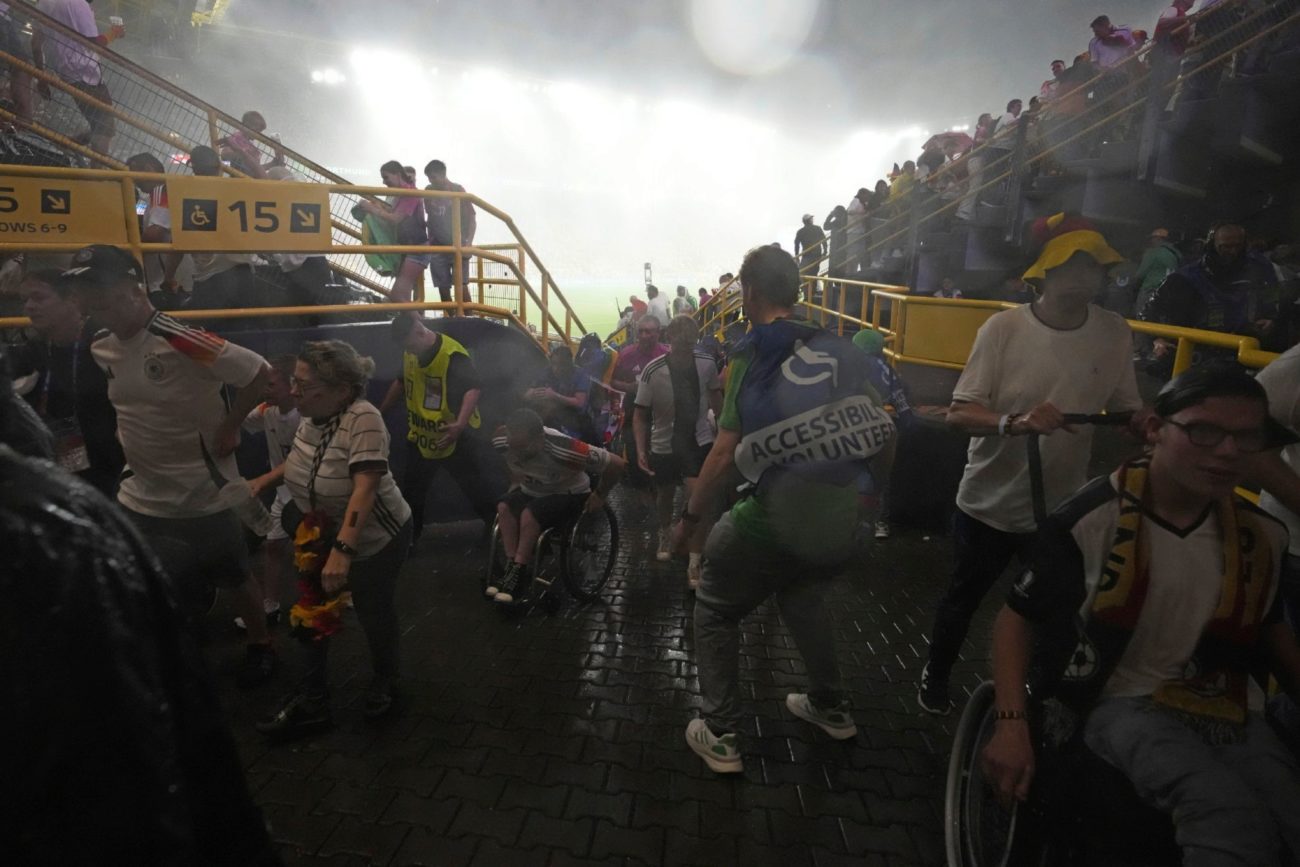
0, 2, 588, 344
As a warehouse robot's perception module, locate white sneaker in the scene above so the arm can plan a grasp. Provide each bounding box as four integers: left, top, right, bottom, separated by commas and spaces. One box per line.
785, 693, 858, 740
656, 537, 671, 562
687, 559, 702, 591
685, 718, 743, 773
874, 521, 891, 540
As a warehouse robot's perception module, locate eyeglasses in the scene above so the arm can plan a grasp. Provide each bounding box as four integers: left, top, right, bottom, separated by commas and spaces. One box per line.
290, 376, 327, 394
1165, 419, 1268, 454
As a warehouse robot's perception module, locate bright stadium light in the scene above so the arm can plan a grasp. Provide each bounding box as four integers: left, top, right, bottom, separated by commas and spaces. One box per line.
310, 68, 346, 86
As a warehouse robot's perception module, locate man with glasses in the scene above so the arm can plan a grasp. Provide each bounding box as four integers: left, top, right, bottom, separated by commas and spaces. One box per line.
981, 363, 1300, 863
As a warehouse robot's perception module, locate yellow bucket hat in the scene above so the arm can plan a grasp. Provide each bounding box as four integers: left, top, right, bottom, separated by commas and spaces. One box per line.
1022, 213, 1124, 282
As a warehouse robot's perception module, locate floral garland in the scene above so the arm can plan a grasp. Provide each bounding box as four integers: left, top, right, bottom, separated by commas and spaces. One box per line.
288, 509, 351, 642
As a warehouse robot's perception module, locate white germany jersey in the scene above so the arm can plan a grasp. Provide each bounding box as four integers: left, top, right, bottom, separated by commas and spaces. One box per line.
91, 312, 266, 518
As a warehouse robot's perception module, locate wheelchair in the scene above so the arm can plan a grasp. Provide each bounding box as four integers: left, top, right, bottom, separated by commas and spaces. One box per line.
945, 681, 1179, 867
485, 502, 619, 613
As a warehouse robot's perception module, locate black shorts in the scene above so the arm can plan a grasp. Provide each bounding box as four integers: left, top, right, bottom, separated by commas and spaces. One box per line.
71, 80, 116, 140
126, 508, 252, 589
500, 489, 587, 531
649, 440, 712, 484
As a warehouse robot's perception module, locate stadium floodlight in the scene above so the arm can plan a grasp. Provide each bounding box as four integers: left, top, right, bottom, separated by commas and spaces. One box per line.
310, 68, 346, 86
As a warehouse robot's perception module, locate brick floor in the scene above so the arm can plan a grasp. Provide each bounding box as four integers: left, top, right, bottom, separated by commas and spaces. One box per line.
216, 490, 1005, 866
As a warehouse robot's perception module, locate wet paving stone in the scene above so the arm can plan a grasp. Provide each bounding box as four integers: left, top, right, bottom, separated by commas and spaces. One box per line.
215, 489, 1007, 865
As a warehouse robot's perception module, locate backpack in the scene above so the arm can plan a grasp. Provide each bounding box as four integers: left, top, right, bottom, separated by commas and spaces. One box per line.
731, 319, 894, 493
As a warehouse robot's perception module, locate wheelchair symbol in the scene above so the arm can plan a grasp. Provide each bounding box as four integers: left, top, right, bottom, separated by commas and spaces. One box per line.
181, 198, 218, 232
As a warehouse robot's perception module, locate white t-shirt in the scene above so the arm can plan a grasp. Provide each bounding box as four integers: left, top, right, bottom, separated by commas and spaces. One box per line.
952, 304, 1141, 533
634, 351, 721, 454
1257, 345, 1300, 556
645, 295, 671, 328
92, 312, 267, 518
1012, 472, 1285, 701
282, 400, 411, 558
243, 401, 301, 507
36, 0, 101, 86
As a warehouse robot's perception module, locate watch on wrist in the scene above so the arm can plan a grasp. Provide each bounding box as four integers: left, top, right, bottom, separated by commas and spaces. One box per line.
332, 538, 358, 556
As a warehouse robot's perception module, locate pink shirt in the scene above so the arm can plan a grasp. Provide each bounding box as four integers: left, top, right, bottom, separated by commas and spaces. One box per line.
37, 0, 102, 85
614, 342, 668, 387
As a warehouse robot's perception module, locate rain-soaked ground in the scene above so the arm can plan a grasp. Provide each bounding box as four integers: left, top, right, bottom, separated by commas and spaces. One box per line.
208, 485, 1003, 867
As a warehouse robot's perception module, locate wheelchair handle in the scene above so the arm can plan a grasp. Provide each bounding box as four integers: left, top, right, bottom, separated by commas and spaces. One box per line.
1028, 412, 1134, 526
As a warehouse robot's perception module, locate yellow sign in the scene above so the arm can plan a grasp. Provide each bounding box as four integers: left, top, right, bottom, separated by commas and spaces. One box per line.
167, 177, 332, 252
0, 177, 128, 245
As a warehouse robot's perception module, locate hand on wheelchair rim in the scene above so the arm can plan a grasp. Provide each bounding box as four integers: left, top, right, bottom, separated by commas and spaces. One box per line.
980, 720, 1037, 810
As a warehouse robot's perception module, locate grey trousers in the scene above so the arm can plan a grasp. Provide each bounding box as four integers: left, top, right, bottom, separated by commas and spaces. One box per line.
693, 511, 849, 733
1085, 696, 1300, 866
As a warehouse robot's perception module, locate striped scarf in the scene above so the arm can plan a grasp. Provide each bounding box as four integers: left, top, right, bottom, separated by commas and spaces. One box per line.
1092, 457, 1276, 734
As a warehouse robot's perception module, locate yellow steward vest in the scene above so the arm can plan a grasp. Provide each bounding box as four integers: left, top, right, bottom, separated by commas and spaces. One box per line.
403, 335, 481, 459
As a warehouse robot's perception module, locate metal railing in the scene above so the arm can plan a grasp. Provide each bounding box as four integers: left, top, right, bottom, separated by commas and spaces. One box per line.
793, 0, 1300, 284
0, 1, 588, 342
0, 163, 587, 347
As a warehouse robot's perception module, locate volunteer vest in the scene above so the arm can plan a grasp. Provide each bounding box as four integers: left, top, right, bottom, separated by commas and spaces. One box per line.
732, 319, 894, 492
403, 335, 480, 459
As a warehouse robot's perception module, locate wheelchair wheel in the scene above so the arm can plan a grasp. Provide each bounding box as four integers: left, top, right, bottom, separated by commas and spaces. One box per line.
562, 504, 618, 602
945, 681, 1021, 867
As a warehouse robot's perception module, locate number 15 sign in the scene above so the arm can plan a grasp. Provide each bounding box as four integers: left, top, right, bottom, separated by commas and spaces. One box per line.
168, 176, 333, 252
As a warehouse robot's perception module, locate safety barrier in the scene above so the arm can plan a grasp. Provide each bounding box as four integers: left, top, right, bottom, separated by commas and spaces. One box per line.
0, 163, 588, 347
0, 2, 588, 343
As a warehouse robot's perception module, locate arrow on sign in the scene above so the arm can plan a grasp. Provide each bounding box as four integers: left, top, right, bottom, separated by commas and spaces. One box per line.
41, 190, 72, 214
293, 207, 317, 230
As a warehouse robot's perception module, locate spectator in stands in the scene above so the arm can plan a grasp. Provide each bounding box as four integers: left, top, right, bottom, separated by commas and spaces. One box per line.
672, 284, 697, 316
645, 283, 671, 326
1154, 0, 1196, 62
932, 276, 963, 299
1, 411, 281, 866
823, 205, 849, 290
1, 1, 34, 123
678, 245, 896, 772
957, 115, 997, 222
382, 315, 505, 544
1040, 59, 1067, 101
358, 160, 428, 303
611, 314, 668, 489
187, 146, 258, 324
31, 0, 124, 156
629, 294, 648, 318
1089, 15, 1140, 69
527, 344, 595, 443
698, 287, 712, 307
846, 189, 870, 273
634, 314, 722, 587
993, 99, 1023, 138
1144, 223, 1281, 359
1133, 227, 1182, 321
888, 162, 917, 206
17, 267, 122, 494
981, 364, 1300, 862
125, 152, 187, 306
795, 213, 827, 277
917, 214, 1144, 716
255, 341, 413, 737
852, 328, 914, 541
717, 272, 737, 296
237, 354, 298, 632
487, 408, 625, 604
423, 159, 476, 306
219, 110, 268, 178
61, 244, 278, 688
